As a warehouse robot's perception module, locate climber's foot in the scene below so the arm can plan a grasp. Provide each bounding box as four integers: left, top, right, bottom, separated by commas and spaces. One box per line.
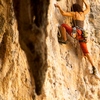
58, 38, 67, 44
92, 66, 96, 75
92, 66, 100, 79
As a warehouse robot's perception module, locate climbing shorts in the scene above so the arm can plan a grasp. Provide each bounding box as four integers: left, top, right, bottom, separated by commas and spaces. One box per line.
61, 23, 89, 55
61, 23, 72, 36
79, 42, 89, 55
77, 29, 89, 55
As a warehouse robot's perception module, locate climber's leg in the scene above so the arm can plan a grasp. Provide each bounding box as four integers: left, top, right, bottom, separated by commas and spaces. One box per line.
59, 25, 67, 41
84, 53, 94, 66
79, 42, 97, 74
58, 24, 73, 44
61, 23, 73, 36
85, 53, 97, 75
79, 42, 94, 66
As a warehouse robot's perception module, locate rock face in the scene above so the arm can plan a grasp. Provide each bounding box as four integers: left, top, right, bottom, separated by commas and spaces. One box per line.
0, 0, 100, 100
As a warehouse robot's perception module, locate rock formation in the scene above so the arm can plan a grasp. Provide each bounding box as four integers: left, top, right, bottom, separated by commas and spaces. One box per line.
0, 0, 100, 100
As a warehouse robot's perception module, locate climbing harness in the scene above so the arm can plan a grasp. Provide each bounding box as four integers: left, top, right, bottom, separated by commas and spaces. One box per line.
76, 26, 88, 43
72, 27, 77, 38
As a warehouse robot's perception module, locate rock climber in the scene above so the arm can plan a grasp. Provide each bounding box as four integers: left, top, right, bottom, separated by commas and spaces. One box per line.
54, 0, 97, 75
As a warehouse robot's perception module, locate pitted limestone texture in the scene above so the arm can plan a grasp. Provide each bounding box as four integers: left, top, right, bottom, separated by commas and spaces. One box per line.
0, 15, 5, 33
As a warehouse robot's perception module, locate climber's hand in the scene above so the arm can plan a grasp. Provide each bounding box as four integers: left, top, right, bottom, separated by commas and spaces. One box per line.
82, 0, 86, 2
54, 4, 59, 8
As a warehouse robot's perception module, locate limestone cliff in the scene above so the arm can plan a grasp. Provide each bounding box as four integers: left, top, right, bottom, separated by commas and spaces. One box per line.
0, 0, 100, 100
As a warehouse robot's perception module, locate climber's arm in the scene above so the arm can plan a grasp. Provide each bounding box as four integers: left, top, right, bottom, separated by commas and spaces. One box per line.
54, 4, 73, 17
82, 0, 90, 15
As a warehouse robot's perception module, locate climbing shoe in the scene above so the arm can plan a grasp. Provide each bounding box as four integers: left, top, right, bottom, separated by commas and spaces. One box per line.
58, 39, 67, 44
92, 66, 96, 75
58, 38, 67, 44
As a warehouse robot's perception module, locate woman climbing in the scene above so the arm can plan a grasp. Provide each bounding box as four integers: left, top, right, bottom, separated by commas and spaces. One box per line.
54, 0, 97, 75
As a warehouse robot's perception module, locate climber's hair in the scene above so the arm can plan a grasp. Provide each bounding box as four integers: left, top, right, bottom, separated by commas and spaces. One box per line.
71, 3, 83, 12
